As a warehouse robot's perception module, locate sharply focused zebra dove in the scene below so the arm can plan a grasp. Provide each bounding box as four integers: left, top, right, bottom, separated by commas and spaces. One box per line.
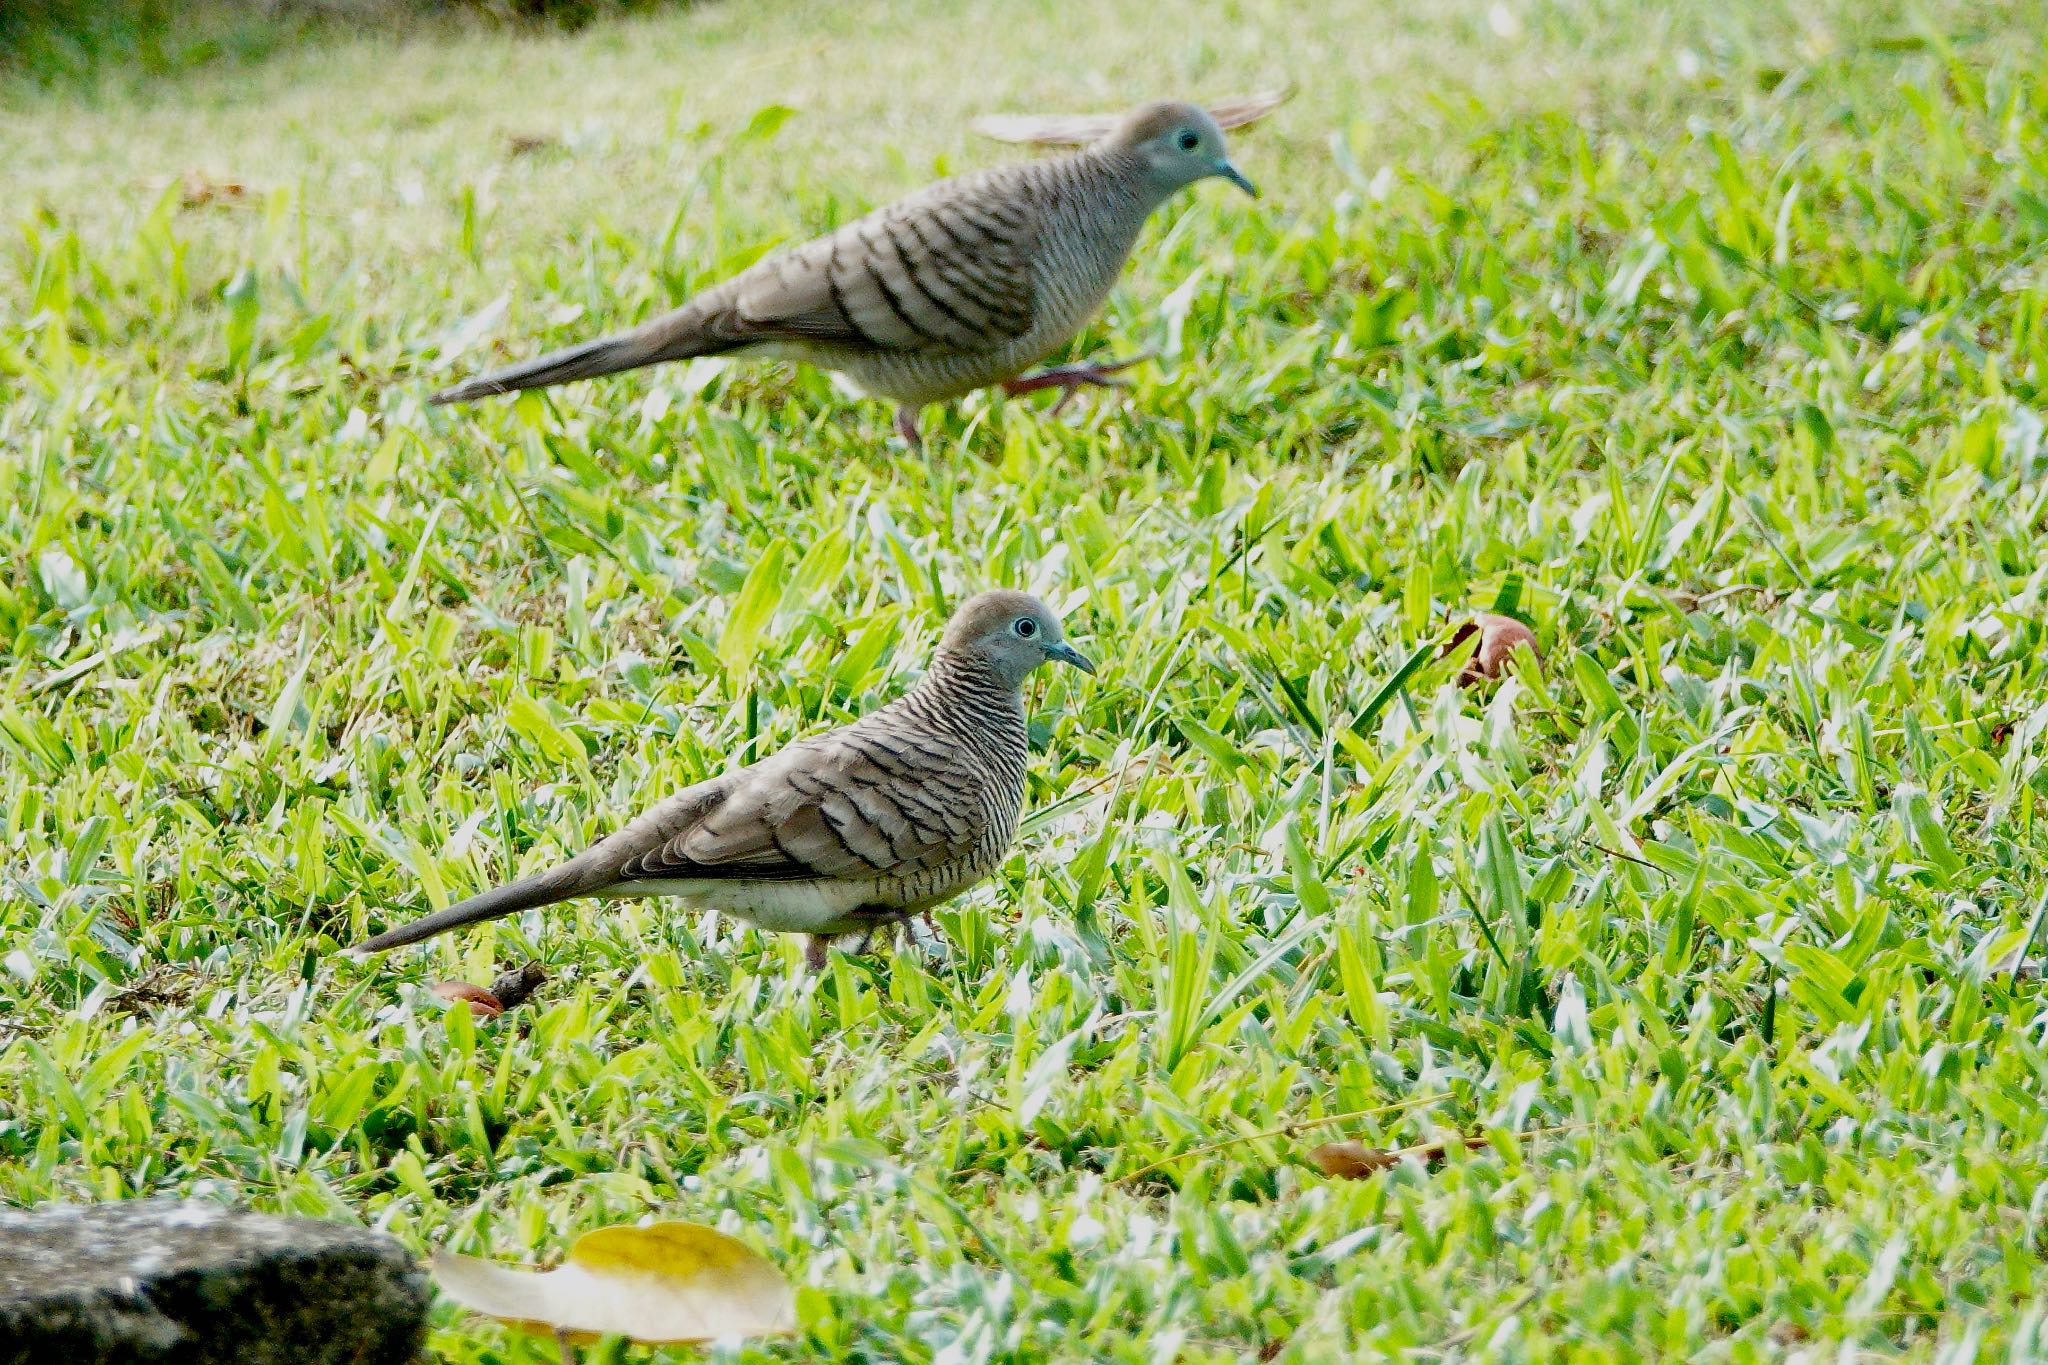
348, 592, 1093, 969
428, 100, 1260, 446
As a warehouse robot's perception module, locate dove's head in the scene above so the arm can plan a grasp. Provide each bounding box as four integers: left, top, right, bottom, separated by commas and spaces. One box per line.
940, 591, 1094, 690
1107, 100, 1257, 199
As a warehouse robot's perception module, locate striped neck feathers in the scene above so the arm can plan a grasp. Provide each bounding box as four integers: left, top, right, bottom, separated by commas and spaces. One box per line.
910, 647, 1030, 736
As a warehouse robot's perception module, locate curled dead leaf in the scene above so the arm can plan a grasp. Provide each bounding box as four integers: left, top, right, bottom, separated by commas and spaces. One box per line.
1308, 1140, 1399, 1178
1309, 1134, 1489, 1179
180, 171, 249, 207
138, 172, 252, 208
1444, 613, 1539, 686
971, 87, 1293, 146
1203, 88, 1295, 131
429, 980, 503, 1018
488, 960, 549, 1010
432, 1221, 796, 1345
107, 964, 202, 1017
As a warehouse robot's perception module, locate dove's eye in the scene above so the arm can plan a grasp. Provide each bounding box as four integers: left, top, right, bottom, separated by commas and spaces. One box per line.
1177, 129, 1200, 152
1014, 618, 1039, 639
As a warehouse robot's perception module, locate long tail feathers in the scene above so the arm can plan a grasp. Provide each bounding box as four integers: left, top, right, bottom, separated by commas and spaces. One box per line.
429, 312, 723, 405
348, 864, 588, 956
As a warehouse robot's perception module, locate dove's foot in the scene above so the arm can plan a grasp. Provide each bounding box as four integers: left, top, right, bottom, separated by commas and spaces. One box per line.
1002, 352, 1153, 416
853, 908, 916, 956
894, 405, 923, 450
805, 907, 912, 970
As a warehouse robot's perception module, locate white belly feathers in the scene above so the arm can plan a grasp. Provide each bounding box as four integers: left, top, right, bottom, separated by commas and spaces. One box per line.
596, 877, 884, 935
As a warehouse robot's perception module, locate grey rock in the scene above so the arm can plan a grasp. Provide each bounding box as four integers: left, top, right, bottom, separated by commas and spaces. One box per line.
0, 1198, 428, 1365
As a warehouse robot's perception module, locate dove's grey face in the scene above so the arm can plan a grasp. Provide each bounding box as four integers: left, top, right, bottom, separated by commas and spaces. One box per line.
1116, 101, 1257, 199
944, 590, 1094, 689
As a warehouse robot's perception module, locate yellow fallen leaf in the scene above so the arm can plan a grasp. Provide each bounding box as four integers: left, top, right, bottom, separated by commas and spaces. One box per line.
432, 1221, 796, 1345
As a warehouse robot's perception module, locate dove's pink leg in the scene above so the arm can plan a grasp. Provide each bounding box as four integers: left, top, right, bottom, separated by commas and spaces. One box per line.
1002, 352, 1154, 416
894, 405, 922, 450
835, 906, 919, 958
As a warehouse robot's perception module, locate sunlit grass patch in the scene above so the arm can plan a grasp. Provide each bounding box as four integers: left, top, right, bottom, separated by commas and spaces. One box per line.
5, 0, 2048, 1358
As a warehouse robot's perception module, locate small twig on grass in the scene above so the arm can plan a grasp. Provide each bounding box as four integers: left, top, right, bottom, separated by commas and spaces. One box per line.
1870, 712, 2008, 739
1734, 497, 1812, 588
1016, 766, 1132, 843
2008, 886, 2048, 986
494, 462, 565, 578
1430, 1285, 1544, 1352
1115, 1093, 1445, 1185
1587, 840, 1670, 876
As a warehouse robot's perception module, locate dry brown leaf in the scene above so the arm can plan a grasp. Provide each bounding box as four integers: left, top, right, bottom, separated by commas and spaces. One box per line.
1309, 1134, 1489, 1179
433, 1221, 797, 1345
488, 960, 549, 1010
180, 171, 249, 207
507, 133, 559, 156
970, 87, 1293, 146
107, 964, 201, 1017
1204, 88, 1295, 131
1307, 1140, 1400, 1178
138, 172, 252, 208
1114, 1094, 1448, 1185
429, 980, 503, 1018
1444, 613, 1539, 686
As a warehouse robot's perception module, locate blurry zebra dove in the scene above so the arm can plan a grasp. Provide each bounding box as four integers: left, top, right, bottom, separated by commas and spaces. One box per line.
348, 592, 1092, 969
428, 99, 1263, 446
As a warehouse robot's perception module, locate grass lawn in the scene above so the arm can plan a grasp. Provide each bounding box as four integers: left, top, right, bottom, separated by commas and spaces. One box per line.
7, 0, 2048, 1357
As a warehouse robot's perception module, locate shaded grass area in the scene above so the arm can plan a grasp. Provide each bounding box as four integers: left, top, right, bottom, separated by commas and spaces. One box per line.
6, 0, 2048, 1358
0, 0, 673, 87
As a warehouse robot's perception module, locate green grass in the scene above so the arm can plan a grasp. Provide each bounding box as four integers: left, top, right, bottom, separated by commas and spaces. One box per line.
7, 0, 2048, 1358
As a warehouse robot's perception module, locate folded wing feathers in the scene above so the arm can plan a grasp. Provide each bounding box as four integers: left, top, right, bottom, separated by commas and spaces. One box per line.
727, 168, 1043, 353
429, 147, 1120, 403
602, 725, 992, 888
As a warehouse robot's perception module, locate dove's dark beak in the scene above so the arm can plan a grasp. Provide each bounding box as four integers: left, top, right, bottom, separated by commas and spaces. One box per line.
1049, 642, 1095, 675
1217, 160, 1257, 197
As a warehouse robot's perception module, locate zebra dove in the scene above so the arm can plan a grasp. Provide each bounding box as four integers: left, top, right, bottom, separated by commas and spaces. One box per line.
427, 100, 1257, 447
348, 591, 1092, 969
